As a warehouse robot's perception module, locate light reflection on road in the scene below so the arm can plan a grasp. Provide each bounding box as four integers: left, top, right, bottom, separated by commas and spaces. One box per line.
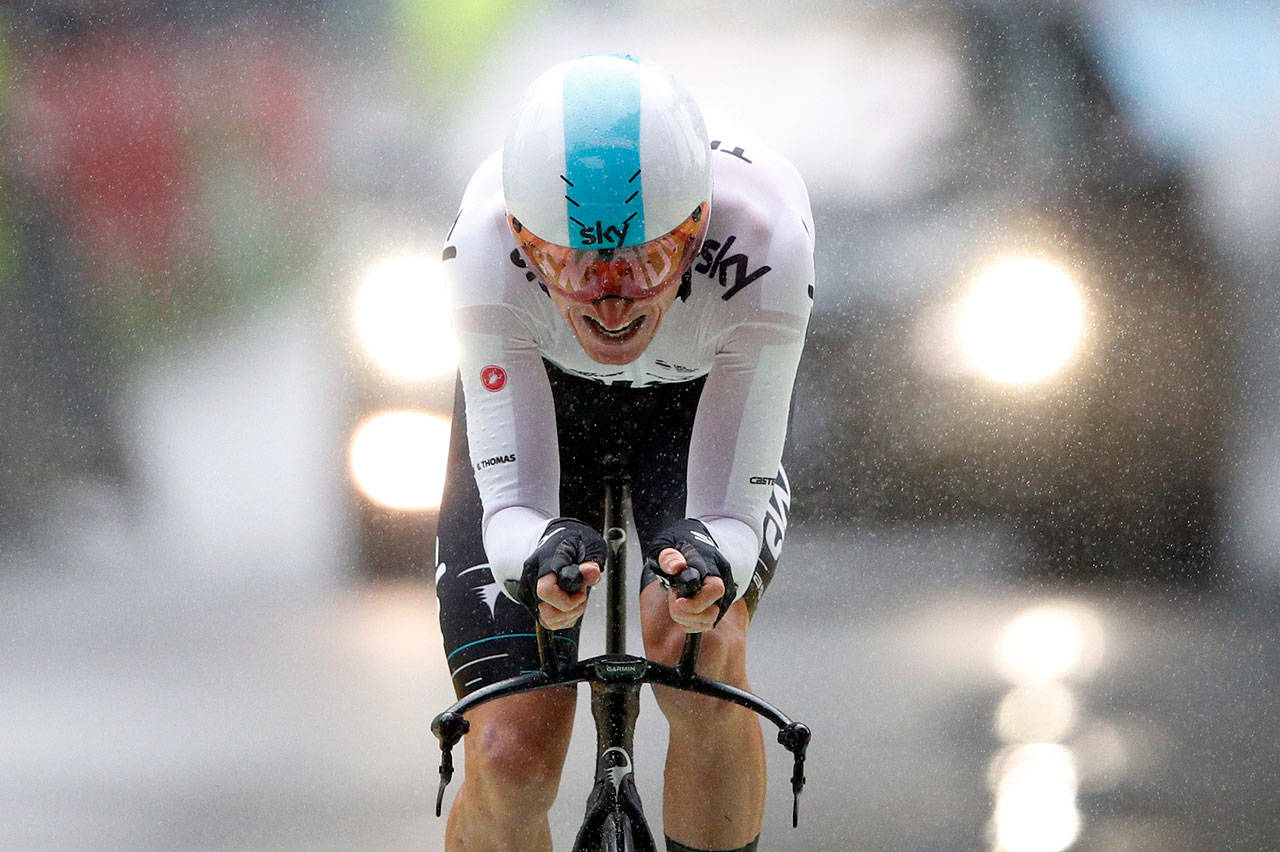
3, 510, 1277, 851
987, 601, 1104, 852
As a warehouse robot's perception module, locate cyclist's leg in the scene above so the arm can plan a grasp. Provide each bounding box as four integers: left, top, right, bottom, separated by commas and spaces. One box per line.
438, 366, 630, 849
640, 591, 763, 850
443, 691, 576, 851
436, 377, 582, 850
637, 467, 792, 851
629, 404, 788, 844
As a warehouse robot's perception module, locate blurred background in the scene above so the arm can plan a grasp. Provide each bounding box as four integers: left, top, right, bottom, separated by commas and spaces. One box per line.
2, 0, 1277, 849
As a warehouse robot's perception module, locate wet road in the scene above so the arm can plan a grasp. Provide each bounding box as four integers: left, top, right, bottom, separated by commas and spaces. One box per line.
3, 509, 1277, 851
2, 307, 1276, 850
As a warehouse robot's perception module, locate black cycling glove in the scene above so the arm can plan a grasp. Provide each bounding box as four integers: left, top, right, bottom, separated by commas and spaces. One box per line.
517, 517, 606, 616
643, 518, 737, 625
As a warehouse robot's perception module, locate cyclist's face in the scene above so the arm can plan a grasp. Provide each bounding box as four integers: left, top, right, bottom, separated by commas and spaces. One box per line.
549, 285, 680, 365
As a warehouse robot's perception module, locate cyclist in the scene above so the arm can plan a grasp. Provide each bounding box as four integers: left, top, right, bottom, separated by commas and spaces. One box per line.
437, 53, 813, 852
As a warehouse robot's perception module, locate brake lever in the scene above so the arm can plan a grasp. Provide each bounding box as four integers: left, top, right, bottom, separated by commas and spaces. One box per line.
431, 711, 470, 817
778, 722, 811, 827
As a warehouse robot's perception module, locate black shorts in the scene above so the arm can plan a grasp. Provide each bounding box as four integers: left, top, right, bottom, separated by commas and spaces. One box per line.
435, 361, 792, 698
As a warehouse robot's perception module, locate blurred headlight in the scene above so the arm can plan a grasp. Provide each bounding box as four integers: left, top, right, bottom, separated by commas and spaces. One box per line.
957, 258, 1086, 385
993, 602, 1105, 684
349, 410, 451, 510
354, 254, 458, 380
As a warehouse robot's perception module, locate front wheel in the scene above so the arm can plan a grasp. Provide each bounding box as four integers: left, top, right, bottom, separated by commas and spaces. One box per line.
582, 810, 641, 852
604, 813, 626, 851
575, 785, 654, 851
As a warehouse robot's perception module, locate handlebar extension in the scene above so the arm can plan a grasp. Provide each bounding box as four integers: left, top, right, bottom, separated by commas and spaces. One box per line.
556, 562, 584, 595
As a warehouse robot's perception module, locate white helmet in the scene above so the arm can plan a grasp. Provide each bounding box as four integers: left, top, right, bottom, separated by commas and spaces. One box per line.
502, 54, 711, 254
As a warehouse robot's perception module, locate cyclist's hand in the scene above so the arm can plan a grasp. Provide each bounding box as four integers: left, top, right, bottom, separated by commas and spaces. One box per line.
520, 518, 605, 630
535, 561, 601, 629
644, 519, 737, 633
657, 548, 725, 632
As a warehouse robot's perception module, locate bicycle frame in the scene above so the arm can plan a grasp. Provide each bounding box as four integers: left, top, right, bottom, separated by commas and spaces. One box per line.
431, 475, 811, 849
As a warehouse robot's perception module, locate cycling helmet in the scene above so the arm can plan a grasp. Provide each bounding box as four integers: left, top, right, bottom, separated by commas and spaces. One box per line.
502, 54, 711, 303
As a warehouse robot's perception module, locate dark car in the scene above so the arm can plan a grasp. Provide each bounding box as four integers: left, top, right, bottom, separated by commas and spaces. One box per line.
787, 1, 1229, 581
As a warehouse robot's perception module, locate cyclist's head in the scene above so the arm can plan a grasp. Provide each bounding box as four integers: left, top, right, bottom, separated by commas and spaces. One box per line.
502, 54, 711, 307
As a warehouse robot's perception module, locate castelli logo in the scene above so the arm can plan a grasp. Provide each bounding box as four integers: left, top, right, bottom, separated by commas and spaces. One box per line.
480, 365, 507, 392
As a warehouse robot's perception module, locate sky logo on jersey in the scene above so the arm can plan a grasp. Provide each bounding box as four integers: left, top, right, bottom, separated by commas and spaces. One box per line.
480, 365, 507, 392
761, 468, 791, 561
695, 235, 773, 300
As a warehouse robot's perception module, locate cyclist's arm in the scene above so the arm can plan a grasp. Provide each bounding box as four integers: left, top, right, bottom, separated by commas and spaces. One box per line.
685, 211, 813, 600
442, 155, 572, 603
451, 312, 603, 624
449, 304, 561, 602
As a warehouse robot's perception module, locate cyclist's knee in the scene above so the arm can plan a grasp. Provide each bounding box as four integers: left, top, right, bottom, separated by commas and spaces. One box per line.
643, 594, 749, 674
642, 595, 751, 721
462, 691, 574, 814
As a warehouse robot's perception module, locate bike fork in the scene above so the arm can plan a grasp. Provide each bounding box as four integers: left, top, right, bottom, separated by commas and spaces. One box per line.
572, 680, 655, 851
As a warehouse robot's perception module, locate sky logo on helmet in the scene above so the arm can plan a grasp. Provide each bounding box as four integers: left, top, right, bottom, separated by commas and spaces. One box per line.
572, 214, 636, 248
564, 168, 642, 249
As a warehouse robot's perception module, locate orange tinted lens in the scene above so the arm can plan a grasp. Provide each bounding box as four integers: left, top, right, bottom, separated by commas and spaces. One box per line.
511, 203, 706, 301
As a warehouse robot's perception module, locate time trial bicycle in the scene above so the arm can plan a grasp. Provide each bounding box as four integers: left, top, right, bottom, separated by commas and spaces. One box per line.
431, 472, 811, 850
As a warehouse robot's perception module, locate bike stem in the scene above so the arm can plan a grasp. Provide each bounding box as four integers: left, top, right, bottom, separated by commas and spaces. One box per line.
603, 475, 627, 655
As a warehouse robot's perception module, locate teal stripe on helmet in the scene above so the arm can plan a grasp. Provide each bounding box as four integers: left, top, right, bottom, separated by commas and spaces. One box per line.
562, 55, 645, 249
